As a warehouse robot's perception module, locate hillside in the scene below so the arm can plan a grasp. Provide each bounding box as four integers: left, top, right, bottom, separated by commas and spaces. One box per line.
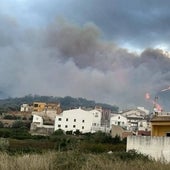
0, 95, 119, 113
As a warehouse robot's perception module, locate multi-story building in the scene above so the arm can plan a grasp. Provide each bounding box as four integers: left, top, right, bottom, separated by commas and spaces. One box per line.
122, 107, 149, 131
33, 102, 62, 114
54, 108, 102, 133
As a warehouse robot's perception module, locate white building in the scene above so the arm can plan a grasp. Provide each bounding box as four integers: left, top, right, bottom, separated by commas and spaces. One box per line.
110, 114, 127, 129
20, 104, 30, 112
32, 114, 43, 127
30, 114, 54, 135
122, 107, 149, 131
54, 108, 102, 133
89, 109, 102, 132
138, 120, 151, 131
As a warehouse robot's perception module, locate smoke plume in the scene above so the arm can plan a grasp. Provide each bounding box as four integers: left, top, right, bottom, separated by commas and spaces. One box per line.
1, 16, 170, 110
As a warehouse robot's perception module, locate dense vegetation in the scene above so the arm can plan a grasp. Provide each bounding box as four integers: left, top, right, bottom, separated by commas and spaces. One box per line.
0, 128, 125, 154
0, 95, 119, 112
0, 128, 169, 169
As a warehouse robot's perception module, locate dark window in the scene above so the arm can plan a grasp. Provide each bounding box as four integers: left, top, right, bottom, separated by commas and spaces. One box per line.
82, 126, 84, 129
82, 120, 85, 123
58, 118, 62, 121
65, 125, 68, 128
66, 118, 68, 121
58, 125, 61, 127
34, 104, 38, 107
73, 125, 76, 128
166, 132, 170, 137
74, 119, 76, 122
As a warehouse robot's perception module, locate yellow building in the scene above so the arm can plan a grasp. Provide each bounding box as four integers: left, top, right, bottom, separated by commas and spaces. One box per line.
33, 102, 62, 114
33, 102, 46, 112
151, 116, 170, 136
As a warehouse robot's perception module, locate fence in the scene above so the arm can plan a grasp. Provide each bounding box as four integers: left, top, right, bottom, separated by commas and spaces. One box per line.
127, 136, 170, 162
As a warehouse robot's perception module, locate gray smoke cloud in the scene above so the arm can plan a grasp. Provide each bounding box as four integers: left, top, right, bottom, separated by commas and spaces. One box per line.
10, 0, 170, 49
1, 15, 170, 110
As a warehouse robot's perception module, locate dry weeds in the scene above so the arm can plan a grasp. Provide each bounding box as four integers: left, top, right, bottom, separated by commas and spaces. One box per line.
0, 151, 170, 170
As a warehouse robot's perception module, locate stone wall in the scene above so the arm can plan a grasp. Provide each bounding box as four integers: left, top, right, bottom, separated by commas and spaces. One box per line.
127, 136, 170, 162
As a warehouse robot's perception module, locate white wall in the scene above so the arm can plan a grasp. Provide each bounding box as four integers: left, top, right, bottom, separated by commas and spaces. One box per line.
20, 104, 29, 112
55, 108, 95, 133
138, 120, 151, 131
89, 110, 102, 132
110, 114, 127, 129
32, 115, 43, 126
127, 136, 170, 162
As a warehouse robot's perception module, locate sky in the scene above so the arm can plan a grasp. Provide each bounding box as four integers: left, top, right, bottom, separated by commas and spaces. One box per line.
1, 0, 170, 111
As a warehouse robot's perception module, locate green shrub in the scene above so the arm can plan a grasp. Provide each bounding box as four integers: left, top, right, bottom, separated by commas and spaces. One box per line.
0, 138, 9, 151
0, 128, 12, 138
65, 130, 73, 135
8, 139, 55, 154
113, 150, 151, 161
53, 129, 65, 136
73, 129, 82, 136
0, 121, 4, 128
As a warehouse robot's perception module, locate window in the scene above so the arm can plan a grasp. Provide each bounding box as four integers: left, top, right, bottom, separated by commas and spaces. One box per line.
34, 104, 38, 107
74, 119, 76, 122
95, 113, 98, 117
73, 125, 76, 128
65, 125, 68, 128
118, 116, 120, 119
82, 120, 85, 123
66, 118, 68, 121
58, 118, 62, 121
82, 126, 84, 129
58, 125, 61, 128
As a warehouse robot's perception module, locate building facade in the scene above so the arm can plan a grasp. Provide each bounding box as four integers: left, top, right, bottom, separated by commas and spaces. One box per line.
151, 115, 170, 136
54, 108, 102, 133
110, 114, 127, 129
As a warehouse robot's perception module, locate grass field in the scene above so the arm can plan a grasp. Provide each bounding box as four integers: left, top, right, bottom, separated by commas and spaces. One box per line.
0, 151, 170, 170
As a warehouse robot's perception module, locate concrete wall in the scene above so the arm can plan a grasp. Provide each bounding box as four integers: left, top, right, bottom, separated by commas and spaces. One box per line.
30, 123, 54, 136
127, 136, 170, 162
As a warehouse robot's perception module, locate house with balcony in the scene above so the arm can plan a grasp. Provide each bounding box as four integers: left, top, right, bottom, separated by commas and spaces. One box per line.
122, 107, 149, 131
